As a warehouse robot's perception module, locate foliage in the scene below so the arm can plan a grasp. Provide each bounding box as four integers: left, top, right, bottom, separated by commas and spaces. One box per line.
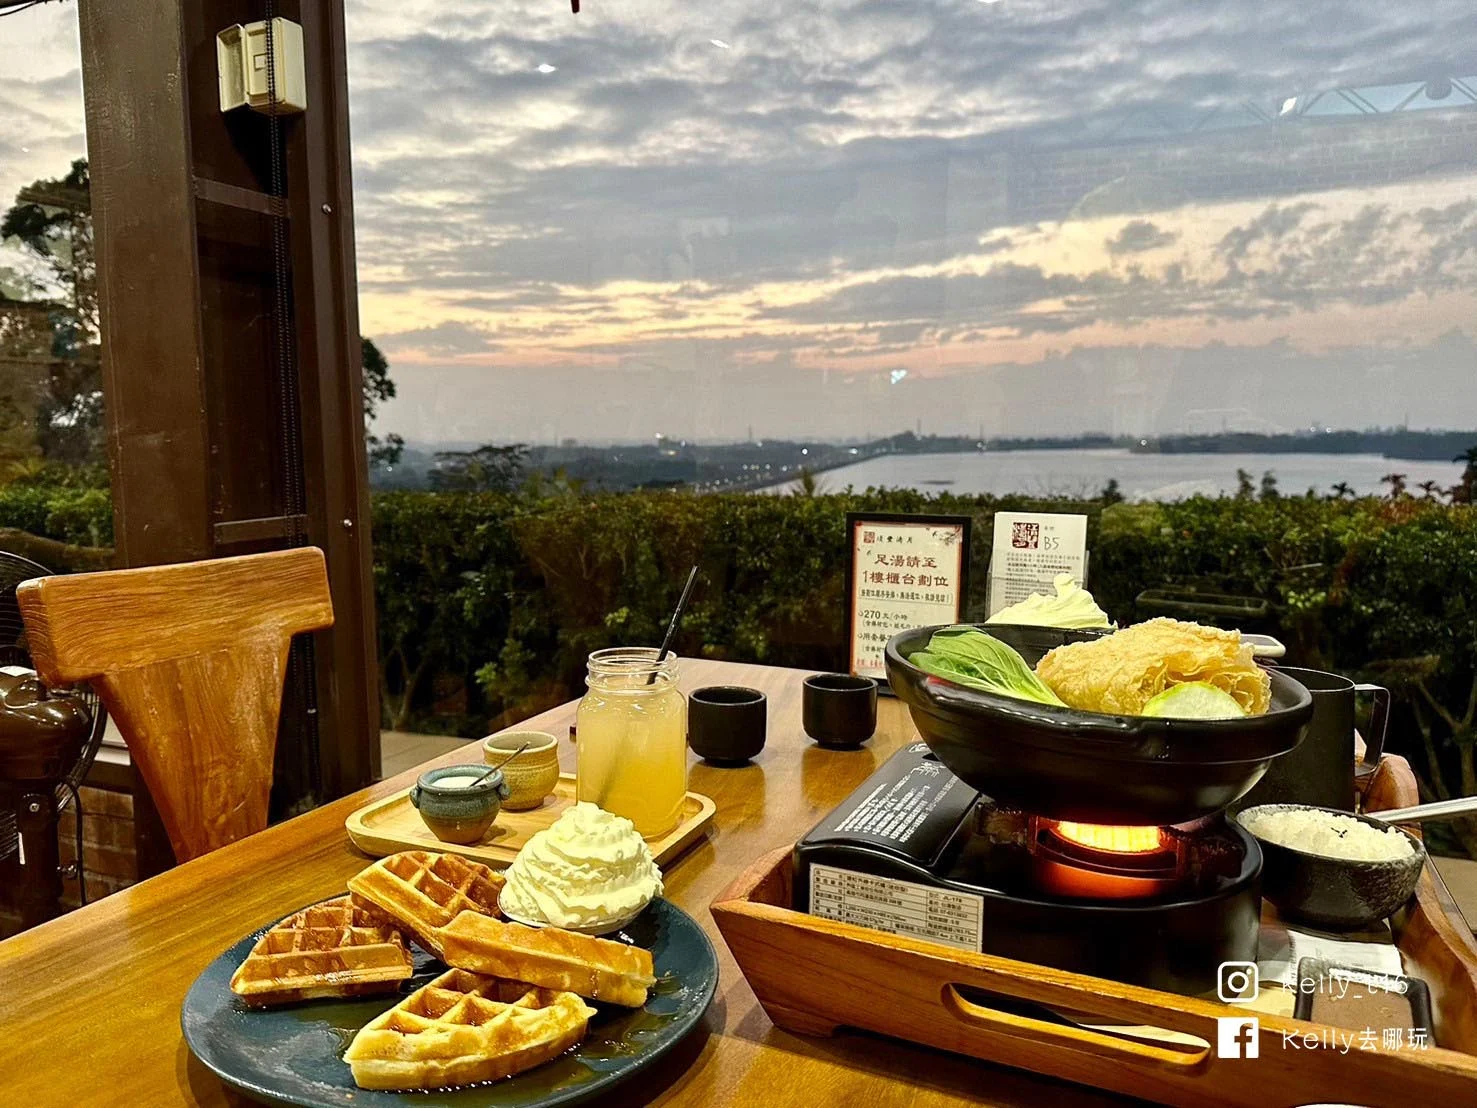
6, 158, 401, 470
0, 482, 113, 548
1, 158, 102, 466
361, 337, 403, 469
367, 489, 1477, 858
3, 470, 1475, 851
370, 492, 523, 731
430, 444, 530, 492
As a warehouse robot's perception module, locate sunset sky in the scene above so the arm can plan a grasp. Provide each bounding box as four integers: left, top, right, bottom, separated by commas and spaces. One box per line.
4, 0, 1477, 443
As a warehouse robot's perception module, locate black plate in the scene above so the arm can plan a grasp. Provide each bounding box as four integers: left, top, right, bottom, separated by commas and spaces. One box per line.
885, 624, 1313, 825
181, 899, 717, 1108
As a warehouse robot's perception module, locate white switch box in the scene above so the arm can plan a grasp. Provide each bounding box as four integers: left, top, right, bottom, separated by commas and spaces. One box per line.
217, 18, 307, 115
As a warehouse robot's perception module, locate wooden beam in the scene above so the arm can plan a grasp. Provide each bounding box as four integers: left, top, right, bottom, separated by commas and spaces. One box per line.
79, 0, 212, 567
213, 514, 310, 546
287, 1, 381, 791
193, 176, 289, 219
79, 0, 211, 878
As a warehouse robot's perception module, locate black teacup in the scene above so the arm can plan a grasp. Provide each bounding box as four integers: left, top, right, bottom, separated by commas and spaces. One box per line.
803, 674, 878, 749
688, 686, 767, 765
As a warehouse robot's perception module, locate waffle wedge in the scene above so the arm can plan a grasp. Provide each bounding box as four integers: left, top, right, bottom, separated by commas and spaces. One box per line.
348, 851, 504, 958
229, 895, 413, 1007
439, 910, 655, 1007
344, 968, 595, 1091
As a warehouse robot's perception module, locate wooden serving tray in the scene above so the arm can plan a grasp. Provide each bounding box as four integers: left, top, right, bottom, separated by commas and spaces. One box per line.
347, 774, 715, 868
712, 753, 1477, 1107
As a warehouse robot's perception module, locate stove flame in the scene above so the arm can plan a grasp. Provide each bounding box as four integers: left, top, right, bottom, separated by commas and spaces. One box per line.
1050, 821, 1164, 855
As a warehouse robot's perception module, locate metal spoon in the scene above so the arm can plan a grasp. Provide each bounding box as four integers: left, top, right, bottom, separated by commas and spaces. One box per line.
1366, 795, 1477, 824
469, 740, 531, 787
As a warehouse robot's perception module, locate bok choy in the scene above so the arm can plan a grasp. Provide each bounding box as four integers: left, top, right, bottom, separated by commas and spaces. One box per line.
910, 627, 1066, 707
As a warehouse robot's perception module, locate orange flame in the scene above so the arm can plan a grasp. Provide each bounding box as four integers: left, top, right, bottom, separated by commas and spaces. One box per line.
1050, 822, 1164, 854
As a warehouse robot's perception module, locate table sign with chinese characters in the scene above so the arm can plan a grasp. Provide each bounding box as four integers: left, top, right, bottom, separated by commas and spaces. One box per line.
985, 511, 1088, 618
844, 512, 971, 681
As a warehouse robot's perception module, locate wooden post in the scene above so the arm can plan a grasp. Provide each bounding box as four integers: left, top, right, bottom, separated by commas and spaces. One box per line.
77, 0, 379, 873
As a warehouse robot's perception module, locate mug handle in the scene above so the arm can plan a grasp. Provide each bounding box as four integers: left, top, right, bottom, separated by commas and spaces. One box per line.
409, 784, 423, 810
1353, 684, 1391, 767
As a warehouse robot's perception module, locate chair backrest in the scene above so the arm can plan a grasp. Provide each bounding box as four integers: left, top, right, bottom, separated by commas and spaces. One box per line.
16, 547, 334, 862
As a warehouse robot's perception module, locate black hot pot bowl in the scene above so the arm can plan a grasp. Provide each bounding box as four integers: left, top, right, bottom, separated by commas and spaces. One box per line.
884, 624, 1314, 826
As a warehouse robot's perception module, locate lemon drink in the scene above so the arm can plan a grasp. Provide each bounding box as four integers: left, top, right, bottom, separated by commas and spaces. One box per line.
575, 648, 688, 839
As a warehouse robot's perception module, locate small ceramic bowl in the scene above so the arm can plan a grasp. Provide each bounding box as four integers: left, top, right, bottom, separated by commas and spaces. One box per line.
410, 764, 509, 844
482, 731, 561, 811
1236, 803, 1427, 930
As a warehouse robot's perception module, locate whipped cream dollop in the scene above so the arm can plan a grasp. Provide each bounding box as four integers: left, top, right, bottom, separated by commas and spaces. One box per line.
986, 573, 1112, 630
500, 802, 664, 929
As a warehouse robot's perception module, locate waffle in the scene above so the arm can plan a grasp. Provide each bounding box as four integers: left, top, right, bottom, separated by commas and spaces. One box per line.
439, 910, 656, 1007
343, 968, 595, 1091
229, 895, 413, 1007
348, 851, 505, 958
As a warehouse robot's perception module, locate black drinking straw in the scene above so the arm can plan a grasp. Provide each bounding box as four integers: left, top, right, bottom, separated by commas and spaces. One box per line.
649, 565, 700, 683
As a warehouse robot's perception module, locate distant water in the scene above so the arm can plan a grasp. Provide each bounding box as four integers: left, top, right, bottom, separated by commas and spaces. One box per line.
760, 449, 1465, 501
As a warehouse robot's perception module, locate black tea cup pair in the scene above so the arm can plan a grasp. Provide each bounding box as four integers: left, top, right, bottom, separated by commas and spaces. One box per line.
687, 672, 878, 764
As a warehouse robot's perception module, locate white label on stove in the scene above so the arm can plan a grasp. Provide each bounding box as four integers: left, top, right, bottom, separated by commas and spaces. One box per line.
809, 864, 983, 952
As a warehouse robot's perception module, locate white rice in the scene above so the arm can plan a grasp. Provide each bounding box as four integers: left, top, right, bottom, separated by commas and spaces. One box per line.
1241, 807, 1415, 862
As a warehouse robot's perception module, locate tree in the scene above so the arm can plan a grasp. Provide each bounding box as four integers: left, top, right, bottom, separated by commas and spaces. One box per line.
1329, 481, 1355, 500
7, 159, 404, 475
795, 466, 827, 497
1258, 470, 1280, 500
1235, 468, 1255, 500
1381, 472, 1409, 499
1, 158, 102, 466
1099, 477, 1125, 505
430, 443, 529, 492
1453, 445, 1477, 505
1417, 479, 1444, 501
361, 337, 403, 468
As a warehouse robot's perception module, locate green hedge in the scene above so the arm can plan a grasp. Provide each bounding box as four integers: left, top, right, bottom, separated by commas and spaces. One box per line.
6, 483, 1474, 850
0, 485, 113, 548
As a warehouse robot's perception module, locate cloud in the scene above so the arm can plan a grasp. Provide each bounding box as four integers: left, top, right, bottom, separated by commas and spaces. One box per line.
378, 320, 501, 357
8, 0, 1477, 444
1107, 220, 1178, 255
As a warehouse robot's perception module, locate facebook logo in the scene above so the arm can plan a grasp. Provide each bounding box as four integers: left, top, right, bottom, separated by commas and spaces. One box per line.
1216, 1016, 1260, 1059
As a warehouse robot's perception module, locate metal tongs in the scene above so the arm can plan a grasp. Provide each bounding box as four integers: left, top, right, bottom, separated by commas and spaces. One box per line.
1367, 795, 1477, 824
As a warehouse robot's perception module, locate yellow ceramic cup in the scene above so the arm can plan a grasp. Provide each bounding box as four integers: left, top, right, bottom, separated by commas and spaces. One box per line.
482, 730, 561, 811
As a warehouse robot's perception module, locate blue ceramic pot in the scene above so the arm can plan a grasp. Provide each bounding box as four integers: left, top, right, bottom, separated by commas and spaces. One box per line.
410, 763, 509, 844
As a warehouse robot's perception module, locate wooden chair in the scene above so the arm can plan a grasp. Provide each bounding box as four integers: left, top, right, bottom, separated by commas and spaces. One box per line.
15, 548, 334, 863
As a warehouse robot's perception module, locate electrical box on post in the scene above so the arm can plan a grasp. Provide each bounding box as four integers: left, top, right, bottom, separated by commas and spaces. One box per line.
217, 18, 307, 115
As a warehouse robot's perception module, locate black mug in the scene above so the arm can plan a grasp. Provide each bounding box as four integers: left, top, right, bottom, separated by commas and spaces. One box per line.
1237, 667, 1390, 813
688, 686, 767, 765
802, 674, 878, 749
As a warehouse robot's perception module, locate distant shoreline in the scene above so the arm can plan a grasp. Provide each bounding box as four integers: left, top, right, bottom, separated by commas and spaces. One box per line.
375, 428, 1477, 493
755, 447, 1465, 501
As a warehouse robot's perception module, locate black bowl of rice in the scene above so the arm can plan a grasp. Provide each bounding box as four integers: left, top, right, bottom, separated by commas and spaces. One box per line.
1235, 803, 1427, 930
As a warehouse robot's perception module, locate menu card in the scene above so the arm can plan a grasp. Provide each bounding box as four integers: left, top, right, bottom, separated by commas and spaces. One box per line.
845, 513, 971, 680
986, 511, 1089, 617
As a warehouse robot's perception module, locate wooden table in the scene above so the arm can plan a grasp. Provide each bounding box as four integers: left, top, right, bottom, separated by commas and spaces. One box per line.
0, 659, 1132, 1108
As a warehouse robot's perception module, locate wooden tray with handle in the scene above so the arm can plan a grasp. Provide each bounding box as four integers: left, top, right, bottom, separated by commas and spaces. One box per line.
711, 753, 1477, 1107
347, 773, 716, 868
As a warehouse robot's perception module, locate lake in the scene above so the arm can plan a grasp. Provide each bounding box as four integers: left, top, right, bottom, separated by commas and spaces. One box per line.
760, 449, 1465, 501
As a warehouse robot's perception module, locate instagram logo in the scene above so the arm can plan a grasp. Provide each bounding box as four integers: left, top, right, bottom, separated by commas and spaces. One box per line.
1217, 961, 1259, 1004
1216, 1017, 1261, 1059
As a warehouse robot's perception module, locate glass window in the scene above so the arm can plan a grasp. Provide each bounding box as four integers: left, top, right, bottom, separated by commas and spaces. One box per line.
350, 2, 1477, 869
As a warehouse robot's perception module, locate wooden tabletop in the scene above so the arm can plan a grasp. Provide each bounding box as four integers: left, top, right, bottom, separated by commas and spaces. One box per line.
0, 659, 1132, 1108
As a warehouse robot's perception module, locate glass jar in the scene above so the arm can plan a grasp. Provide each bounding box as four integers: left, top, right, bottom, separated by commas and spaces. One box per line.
575, 647, 687, 839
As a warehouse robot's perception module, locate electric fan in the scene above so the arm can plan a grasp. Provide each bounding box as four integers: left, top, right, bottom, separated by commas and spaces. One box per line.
0, 551, 108, 929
